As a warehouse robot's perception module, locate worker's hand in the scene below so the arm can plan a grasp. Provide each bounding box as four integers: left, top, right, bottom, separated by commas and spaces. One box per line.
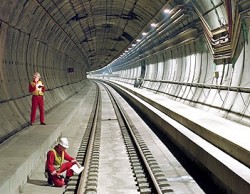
36, 84, 43, 91
76, 161, 81, 168
56, 172, 63, 178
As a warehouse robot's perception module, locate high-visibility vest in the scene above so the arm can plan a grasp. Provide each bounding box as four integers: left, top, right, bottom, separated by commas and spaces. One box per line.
31, 80, 44, 96
51, 148, 64, 170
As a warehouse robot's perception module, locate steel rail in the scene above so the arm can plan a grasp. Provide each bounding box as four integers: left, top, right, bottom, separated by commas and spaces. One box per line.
101, 82, 165, 194
76, 86, 101, 194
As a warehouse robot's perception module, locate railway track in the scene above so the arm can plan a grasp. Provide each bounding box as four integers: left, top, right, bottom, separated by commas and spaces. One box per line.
64, 82, 174, 194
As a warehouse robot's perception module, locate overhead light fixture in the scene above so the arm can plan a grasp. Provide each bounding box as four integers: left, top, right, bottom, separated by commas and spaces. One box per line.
164, 9, 170, 14
151, 23, 157, 27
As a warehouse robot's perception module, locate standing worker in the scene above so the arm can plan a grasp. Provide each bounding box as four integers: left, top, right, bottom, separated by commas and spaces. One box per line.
45, 137, 79, 187
29, 72, 46, 125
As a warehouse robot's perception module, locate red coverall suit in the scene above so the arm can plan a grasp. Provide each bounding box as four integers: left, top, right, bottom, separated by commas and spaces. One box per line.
46, 145, 76, 187
29, 79, 45, 124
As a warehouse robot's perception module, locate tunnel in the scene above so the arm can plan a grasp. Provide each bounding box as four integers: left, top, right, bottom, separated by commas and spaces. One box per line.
1, 0, 250, 142
1, 0, 250, 193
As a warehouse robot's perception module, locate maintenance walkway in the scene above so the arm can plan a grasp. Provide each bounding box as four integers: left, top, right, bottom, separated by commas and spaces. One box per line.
0, 81, 97, 194
105, 79, 250, 194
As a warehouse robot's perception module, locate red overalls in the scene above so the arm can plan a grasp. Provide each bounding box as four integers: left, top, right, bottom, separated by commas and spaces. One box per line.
29, 80, 45, 124
46, 146, 76, 187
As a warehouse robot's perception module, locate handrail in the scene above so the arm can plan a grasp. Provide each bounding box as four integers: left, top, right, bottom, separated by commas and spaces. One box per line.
114, 77, 250, 93
147, 79, 250, 93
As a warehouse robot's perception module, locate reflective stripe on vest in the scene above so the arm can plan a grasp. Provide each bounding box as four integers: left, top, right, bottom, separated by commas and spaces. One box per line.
31, 80, 44, 96
51, 148, 64, 170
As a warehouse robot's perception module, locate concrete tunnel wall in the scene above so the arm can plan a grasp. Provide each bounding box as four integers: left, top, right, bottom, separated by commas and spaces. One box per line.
107, 29, 250, 127
0, 1, 88, 143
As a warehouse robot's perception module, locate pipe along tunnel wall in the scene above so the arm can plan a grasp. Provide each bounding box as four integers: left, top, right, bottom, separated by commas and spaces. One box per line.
99, 29, 250, 129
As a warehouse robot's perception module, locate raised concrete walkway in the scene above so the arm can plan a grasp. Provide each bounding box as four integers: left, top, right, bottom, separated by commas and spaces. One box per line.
0, 81, 96, 194
107, 79, 250, 194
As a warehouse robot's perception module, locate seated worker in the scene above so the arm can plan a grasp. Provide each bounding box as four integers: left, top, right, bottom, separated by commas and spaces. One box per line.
45, 137, 78, 187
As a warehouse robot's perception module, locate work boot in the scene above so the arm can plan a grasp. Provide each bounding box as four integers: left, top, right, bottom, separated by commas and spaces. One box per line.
48, 177, 53, 185
64, 176, 70, 185
44, 171, 53, 185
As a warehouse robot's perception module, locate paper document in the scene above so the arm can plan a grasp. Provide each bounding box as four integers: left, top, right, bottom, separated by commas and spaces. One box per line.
70, 164, 84, 174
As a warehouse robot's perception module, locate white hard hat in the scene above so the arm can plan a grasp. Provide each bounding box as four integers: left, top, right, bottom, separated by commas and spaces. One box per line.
59, 137, 69, 148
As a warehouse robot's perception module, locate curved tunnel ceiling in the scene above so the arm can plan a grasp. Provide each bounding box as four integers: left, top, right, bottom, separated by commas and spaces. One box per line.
1, 0, 249, 72
14, 0, 170, 71
55, 0, 171, 71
